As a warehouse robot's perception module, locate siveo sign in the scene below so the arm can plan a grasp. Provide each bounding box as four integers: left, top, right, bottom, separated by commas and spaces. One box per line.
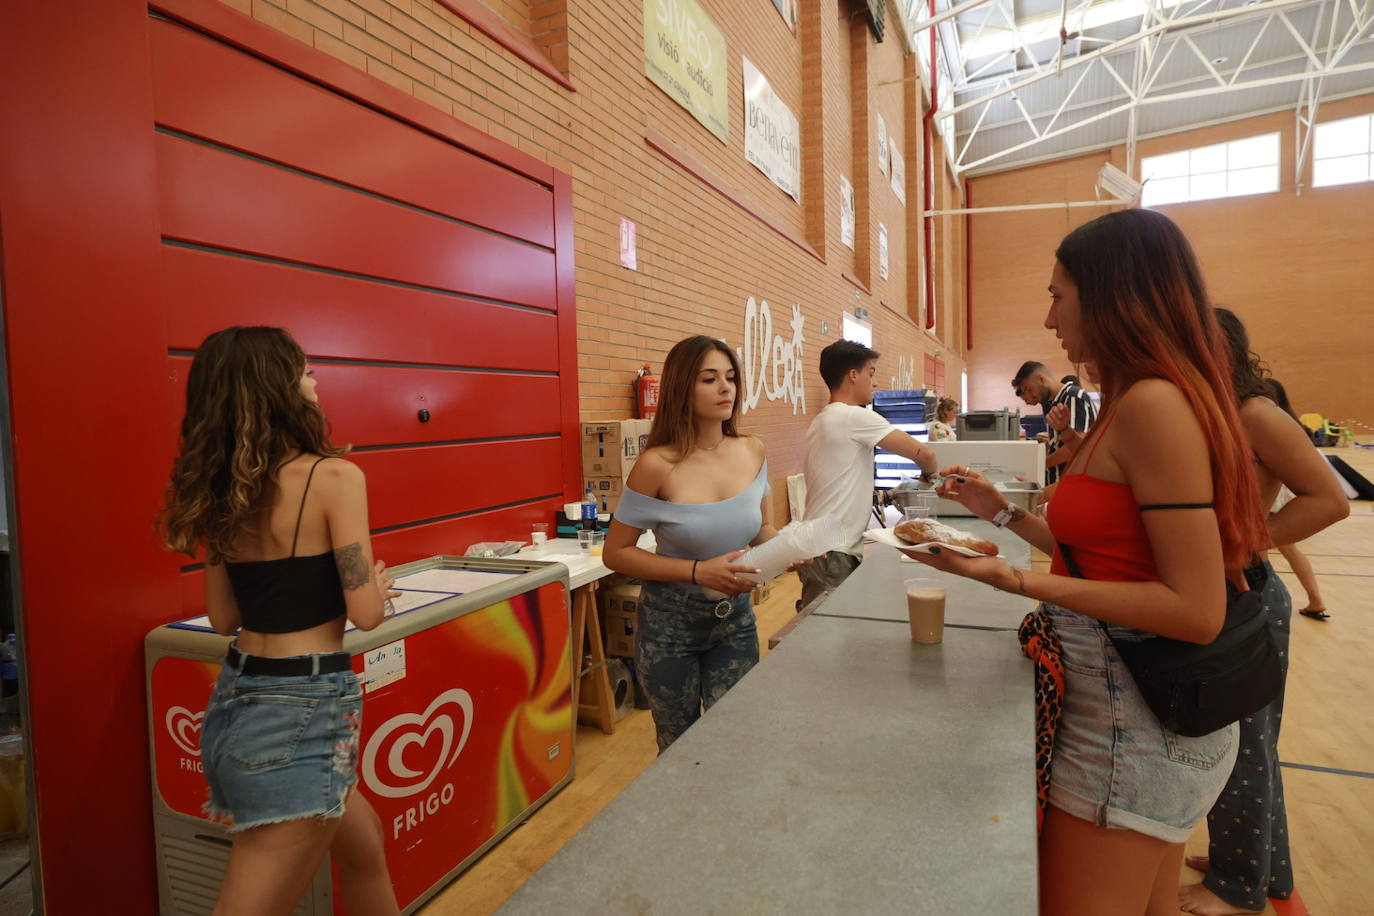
643, 0, 729, 143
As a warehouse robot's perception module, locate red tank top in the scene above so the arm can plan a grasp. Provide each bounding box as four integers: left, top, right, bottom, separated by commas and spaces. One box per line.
1046, 410, 1160, 582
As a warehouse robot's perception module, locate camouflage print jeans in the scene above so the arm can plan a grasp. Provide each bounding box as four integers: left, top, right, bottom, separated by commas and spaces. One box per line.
634, 579, 759, 753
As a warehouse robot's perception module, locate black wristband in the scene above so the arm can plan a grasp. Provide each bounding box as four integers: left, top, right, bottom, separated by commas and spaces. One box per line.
691, 560, 698, 585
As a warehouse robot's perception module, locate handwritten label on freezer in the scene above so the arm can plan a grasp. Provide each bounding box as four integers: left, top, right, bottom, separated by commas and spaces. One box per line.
363, 639, 407, 693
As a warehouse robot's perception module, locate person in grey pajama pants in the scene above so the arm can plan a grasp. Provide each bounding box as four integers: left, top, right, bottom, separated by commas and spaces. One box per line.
1180, 309, 1350, 915
1191, 562, 1293, 912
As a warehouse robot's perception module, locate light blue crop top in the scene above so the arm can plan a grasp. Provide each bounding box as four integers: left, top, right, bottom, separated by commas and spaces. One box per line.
614, 460, 770, 561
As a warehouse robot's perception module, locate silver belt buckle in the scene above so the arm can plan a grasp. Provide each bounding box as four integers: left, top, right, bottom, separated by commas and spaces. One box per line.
713, 599, 733, 619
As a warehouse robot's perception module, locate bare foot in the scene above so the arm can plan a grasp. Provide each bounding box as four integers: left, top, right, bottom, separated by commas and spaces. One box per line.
1184, 855, 1209, 872
1178, 883, 1263, 915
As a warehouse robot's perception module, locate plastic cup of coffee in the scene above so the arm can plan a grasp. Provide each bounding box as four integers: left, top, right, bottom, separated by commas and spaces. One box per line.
578, 530, 594, 554
903, 577, 947, 644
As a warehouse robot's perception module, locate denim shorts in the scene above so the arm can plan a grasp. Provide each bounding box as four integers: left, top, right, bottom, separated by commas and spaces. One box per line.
1043, 603, 1238, 843
199, 651, 362, 832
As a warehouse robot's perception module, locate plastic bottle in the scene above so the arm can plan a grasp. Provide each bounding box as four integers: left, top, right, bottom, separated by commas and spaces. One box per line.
581, 486, 599, 531
736, 515, 845, 584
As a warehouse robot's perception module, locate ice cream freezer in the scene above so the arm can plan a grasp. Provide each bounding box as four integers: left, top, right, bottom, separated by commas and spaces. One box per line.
145, 555, 576, 915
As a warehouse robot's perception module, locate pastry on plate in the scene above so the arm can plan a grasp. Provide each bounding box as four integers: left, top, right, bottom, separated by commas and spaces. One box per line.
893, 518, 998, 556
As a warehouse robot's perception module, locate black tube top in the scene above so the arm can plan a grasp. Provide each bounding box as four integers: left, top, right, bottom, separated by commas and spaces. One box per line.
225, 552, 347, 634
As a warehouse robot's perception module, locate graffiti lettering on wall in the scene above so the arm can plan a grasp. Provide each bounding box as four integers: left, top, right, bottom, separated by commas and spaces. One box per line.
890, 354, 915, 391
736, 297, 807, 415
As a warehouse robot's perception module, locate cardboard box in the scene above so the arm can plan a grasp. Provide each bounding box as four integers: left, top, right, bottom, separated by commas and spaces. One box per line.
585, 476, 624, 513
603, 582, 641, 616
603, 608, 638, 657
581, 419, 651, 478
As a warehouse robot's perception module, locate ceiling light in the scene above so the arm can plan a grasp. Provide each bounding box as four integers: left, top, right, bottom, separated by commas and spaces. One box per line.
1212, 56, 1229, 64
1096, 162, 1143, 205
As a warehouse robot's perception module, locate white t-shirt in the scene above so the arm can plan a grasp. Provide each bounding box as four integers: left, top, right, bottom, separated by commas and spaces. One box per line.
804, 402, 897, 556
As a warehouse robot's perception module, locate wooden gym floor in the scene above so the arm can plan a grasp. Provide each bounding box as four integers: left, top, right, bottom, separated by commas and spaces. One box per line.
423, 446, 1374, 915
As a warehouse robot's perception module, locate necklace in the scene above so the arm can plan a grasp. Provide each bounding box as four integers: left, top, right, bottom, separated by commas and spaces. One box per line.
697, 437, 725, 452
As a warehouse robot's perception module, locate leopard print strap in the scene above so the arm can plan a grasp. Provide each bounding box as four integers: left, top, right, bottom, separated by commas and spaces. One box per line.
1018, 609, 1065, 833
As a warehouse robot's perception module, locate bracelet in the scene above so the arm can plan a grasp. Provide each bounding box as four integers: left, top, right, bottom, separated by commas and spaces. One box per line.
691, 560, 699, 585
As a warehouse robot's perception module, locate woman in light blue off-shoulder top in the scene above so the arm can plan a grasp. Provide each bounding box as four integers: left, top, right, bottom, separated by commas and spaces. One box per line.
604, 336, 791, 752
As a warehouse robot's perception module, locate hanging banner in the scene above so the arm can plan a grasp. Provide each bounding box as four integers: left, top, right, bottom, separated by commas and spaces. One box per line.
644, 0, 729, 143
878, 223, 889, 280
890, 141, 906, 204
771, 0, 797, 29
877, 114, 890, 176
743, 56, 801, 202
840, 175, 855, 249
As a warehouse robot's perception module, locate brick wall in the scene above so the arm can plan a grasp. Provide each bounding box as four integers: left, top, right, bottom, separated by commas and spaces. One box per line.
966, 93, 1374, 431
216, 0, 968, 523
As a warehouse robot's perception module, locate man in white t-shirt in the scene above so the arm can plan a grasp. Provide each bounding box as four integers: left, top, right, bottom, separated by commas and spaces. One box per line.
799, 340, 938, 609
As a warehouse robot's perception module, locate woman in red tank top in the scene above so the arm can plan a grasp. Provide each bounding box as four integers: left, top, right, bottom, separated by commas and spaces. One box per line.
907, 210, 1269, 915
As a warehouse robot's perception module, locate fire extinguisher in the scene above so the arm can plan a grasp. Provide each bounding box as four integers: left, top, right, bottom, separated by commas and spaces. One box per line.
634, 364, 659, 420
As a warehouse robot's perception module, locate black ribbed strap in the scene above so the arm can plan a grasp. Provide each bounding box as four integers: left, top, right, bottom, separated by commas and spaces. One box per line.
1057, 542, 1084, 579
1139, 502, 1213, 511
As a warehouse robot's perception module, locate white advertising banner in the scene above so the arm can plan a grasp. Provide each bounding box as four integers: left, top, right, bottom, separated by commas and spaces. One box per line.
890, 141, 906, 204
877, 114, 889, 176
743, 56, 801, 202
839, 175, 855, 249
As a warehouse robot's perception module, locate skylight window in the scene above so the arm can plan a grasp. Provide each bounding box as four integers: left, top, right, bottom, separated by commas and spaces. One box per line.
953, 0, 1187, 62
1140, 132, 1279, 207
1312, 114, 1374, 188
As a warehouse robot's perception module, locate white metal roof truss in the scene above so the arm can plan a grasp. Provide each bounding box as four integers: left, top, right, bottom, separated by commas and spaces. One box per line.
901, 0, 1374, 181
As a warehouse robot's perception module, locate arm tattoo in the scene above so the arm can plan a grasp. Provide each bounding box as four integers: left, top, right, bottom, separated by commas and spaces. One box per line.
334, 542, 370, 590
1008, 505, 1028, 525
1012, 568, 1027, 594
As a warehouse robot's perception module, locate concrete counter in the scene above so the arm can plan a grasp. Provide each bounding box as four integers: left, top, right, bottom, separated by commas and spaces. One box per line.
817, 519, 1035, 632
502, 538, 1039, 914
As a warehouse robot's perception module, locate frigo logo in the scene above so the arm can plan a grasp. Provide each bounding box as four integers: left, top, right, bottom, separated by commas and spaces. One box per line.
361, 688, 474, 799
165, 706, 205, 757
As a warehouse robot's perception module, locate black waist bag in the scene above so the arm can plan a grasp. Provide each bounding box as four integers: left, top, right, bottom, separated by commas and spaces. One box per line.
1060, 546, 1282, 737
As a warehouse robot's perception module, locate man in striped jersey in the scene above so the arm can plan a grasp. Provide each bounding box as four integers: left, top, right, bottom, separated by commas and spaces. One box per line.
1012, 361, 1097, 486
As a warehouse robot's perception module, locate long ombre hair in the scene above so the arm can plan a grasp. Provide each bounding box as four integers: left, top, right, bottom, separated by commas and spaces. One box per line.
160, 327, 347, 562
645, 336, 742, 457
1055, 210, 1267, 566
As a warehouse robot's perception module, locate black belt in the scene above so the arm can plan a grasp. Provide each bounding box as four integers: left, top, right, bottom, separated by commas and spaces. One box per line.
226, 646, 352, 677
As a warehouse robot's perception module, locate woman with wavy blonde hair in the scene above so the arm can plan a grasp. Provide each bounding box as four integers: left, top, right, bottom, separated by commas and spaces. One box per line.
161, 326, 398, 915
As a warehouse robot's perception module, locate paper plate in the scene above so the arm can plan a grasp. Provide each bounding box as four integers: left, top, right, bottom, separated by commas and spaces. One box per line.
862, 527, 1001, 559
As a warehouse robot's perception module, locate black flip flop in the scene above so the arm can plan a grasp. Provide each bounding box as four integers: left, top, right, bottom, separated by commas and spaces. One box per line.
1299, 609, 1331, 621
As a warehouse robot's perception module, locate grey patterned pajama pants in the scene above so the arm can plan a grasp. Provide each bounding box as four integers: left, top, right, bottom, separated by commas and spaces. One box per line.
634, 579, 759, 753
797, 550, 860, 610
1203, 561, 1294, 908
